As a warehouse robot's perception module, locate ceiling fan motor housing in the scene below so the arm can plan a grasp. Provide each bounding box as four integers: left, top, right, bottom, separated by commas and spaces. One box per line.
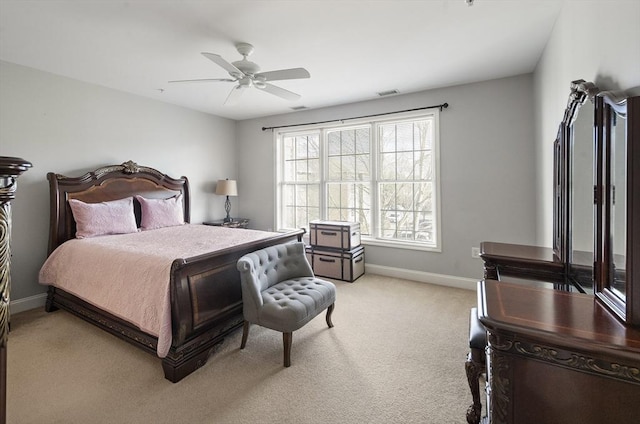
232, 59, 260, 76
233, 42, 260, 76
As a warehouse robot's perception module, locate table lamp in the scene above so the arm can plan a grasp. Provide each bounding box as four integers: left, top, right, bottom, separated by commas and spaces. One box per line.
215, 179, 238, 222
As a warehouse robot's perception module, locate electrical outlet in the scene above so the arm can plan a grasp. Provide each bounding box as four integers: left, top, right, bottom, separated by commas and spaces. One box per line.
471, 247, 481, 258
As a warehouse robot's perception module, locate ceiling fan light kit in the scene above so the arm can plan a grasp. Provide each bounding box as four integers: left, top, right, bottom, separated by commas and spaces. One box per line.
170, 43, 310, 104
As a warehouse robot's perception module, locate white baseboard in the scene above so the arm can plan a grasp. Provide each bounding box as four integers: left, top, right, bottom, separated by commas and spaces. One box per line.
10, 293, 48, 314
365, 264, 478, 291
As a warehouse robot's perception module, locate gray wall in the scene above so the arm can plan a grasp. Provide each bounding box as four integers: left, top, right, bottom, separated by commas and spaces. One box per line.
0, 61, 237, 303
533, 0, 640, 246
236, 74, 538, 280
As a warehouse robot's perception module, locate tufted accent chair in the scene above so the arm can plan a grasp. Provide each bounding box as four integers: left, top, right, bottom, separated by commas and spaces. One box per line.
236, 242, 336, 367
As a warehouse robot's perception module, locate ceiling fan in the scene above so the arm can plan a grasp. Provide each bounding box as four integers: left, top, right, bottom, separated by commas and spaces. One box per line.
169, 43, 310, 104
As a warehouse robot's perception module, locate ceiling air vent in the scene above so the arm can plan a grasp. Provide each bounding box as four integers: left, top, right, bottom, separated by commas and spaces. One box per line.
291, 106, 308, 111
377, 89, 400, 97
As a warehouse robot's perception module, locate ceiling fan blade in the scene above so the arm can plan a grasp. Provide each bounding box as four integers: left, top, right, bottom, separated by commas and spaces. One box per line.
255, 68, 310, 82
202, 52, 243, 76
168, 78, 236, 84
257, 83, 301, 101
224, 85, 245, 105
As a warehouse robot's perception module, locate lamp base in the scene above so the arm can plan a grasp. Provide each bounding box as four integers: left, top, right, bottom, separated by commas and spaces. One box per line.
223, 196, 232, 222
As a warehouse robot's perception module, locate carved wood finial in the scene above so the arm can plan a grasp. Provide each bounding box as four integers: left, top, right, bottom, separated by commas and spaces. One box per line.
121, 160, 140, 174
0, 157, 32, 203
563, 80, 601, 127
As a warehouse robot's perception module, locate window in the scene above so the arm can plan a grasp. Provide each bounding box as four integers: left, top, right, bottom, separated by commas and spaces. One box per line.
276, 110, 440, 250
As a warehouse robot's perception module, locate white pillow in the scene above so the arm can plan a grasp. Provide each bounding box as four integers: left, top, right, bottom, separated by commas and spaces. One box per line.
135, 194, 184, 230
68, 197, 138, 239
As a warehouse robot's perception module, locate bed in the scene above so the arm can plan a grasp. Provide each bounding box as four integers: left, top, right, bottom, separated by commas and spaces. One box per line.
40, 160, 303, 382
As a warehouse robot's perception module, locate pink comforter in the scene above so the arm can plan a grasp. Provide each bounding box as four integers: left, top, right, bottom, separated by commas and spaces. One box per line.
38, 224, 281, 357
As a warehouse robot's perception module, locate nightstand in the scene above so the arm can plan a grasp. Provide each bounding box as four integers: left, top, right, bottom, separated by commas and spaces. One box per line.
203, 218, 250, 228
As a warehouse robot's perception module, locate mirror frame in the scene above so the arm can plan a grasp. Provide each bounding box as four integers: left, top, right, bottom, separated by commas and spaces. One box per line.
554, 80, 600, 276
553, 128, 565, 261
595, 91, 640, 326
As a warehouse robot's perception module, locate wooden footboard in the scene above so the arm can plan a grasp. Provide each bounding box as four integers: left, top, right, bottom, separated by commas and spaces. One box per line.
164, 229, 304, 382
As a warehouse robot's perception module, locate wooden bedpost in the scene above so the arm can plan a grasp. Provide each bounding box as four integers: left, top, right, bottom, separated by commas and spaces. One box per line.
0, 157, 32, 424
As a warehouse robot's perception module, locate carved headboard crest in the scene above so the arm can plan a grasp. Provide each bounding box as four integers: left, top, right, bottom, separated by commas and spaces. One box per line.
94, 160, 165, 178
56, 161, 166, 181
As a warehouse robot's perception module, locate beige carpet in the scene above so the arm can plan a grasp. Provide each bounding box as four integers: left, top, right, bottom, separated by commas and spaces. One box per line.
7, 274, 476, 424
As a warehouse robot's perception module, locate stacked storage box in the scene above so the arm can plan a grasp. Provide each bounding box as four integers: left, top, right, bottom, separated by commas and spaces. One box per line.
305, 220, 365, 282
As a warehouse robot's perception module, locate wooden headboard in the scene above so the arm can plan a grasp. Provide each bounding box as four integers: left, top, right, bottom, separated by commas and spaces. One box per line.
47, 160, 190, 254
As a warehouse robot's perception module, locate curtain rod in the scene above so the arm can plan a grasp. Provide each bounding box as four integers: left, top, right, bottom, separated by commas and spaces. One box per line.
261, 102, 449, 131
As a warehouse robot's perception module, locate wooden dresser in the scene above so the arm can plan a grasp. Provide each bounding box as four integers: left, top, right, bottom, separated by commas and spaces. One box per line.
478, 279, 640, 424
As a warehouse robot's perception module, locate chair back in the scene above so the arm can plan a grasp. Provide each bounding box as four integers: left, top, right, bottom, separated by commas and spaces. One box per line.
237, 242, 314, 317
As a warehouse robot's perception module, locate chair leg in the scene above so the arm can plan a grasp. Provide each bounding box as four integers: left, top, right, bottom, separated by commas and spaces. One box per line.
465, 349, 485, 424
240, 321, 250, 349
283, 332, 292, 367
326, 303, 335, 328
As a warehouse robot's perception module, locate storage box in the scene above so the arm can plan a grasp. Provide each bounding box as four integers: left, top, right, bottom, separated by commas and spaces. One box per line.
309, 220, 361, 250
306, 245, 365, 282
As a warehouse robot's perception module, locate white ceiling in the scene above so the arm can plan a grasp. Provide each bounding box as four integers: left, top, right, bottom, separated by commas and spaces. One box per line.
0, 0, 563, 121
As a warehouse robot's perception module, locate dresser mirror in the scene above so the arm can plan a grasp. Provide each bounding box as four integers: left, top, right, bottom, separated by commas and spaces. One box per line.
558, 80, 600, 293
556, 81, 639, 325
487, 80, 638, 327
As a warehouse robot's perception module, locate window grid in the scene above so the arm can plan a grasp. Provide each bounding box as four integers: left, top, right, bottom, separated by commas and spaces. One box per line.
281, 133, 321, 230
377, 119, 435, 243
277, 112, 439, 249
326, 127, 371, 235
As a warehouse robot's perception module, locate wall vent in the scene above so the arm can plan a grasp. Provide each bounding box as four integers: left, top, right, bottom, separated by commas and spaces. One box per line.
377, 89, 400, 97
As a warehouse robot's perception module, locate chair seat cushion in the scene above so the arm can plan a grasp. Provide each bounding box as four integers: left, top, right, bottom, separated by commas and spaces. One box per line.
258, 277, 336, 332
469, 307, 487, 350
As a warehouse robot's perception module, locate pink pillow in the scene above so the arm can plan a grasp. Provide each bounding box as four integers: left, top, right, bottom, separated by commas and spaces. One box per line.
68, 197, 138, 239
135, 194, 184, 230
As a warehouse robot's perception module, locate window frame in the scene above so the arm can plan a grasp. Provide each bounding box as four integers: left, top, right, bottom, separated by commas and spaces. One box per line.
274, 109, 442, 252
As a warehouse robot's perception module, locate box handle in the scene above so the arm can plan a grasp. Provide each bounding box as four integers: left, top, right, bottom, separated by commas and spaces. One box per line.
355, 257, 363, 263
321, 231, 337, 236
319, 257, 336, 263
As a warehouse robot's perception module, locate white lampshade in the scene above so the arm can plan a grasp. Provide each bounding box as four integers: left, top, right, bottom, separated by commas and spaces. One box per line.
216, 179, 238, 196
